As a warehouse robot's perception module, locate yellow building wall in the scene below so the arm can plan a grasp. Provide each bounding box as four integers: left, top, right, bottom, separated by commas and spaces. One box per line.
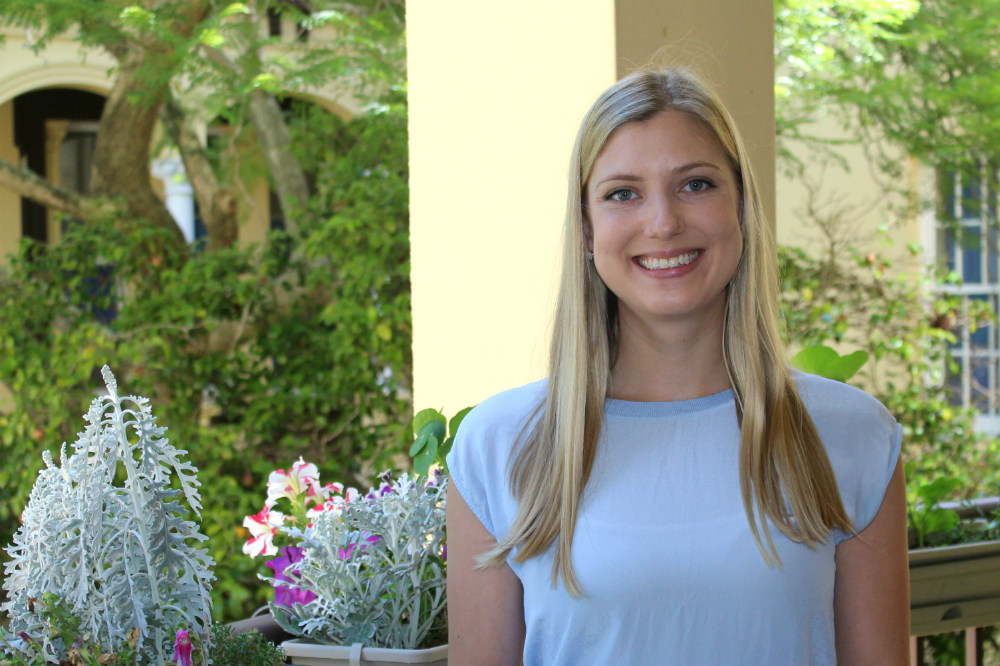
774, 116, 920, 272
408, 0, 776, 414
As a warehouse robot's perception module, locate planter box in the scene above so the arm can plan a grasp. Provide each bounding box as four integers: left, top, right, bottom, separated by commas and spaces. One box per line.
909, 539, 1000, 636
281, 639, 448, 666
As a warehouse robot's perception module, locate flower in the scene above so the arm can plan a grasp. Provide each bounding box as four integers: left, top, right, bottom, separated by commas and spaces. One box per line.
266, 457, 321, 506
173, 629, 192, 666
243, 461, 449, 650
338, 532, 381, 560
242, 506, 285, 558
266, 546, 317, 607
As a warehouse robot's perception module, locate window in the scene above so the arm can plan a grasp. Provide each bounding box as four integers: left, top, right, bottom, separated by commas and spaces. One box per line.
933, 163, 1000, 433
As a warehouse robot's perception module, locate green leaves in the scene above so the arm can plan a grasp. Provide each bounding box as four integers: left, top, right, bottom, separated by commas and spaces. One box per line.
790, 344, 869, 382
905, 461, 963, 548
408, 406, 473, 476
776, 0, 1000, 175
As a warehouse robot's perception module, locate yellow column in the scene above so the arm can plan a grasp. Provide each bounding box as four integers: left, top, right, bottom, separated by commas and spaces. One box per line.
408, 0, 775, 414
45, 120, 70, 246
0, 101, 21, 263
615, 0, 776, 220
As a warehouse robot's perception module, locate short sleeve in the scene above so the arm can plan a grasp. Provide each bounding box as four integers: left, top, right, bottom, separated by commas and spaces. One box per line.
794, 372, 903, 543
447, 414, 499, 538
445, 380, 546, 541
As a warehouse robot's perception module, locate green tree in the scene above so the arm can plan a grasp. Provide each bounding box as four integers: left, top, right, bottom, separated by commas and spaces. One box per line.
0, 0, 409, 622
775, 0, 1000, 177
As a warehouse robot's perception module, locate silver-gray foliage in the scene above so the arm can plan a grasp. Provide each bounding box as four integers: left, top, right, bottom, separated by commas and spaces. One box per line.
2, 365, 215, 663
270, 473, 447, 649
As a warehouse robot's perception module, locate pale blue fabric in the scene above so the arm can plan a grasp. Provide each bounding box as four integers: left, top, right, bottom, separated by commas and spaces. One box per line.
446, 372, 902, 666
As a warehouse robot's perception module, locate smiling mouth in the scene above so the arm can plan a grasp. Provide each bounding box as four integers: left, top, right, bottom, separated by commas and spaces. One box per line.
636, 251, 700, 270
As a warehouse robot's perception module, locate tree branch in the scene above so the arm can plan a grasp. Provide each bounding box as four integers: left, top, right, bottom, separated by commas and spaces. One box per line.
160, 94, 238, 251
200, 44, 308, 235
0, 158, 87, 220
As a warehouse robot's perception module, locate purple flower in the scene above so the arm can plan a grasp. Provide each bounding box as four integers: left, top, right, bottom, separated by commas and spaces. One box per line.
173, 630, 192, 666
266, 546, 317, 607
338, 533, 381, 561
441, 544, 447, 561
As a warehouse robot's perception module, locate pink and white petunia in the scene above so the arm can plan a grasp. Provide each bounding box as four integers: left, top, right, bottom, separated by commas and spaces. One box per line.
266, 457, 321, 506
322, 481, 344, 498
305, 484, 361, 521
307, 496, 345, 520
242, 506, 285, 557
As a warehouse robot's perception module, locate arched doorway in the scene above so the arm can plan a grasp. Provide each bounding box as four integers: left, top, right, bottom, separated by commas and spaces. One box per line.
11, 88, 106, 243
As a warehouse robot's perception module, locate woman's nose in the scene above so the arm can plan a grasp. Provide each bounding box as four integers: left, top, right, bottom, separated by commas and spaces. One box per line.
645, 194, 684, 239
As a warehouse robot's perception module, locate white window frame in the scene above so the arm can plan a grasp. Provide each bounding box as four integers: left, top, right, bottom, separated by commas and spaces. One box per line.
923, 161, 1000, 435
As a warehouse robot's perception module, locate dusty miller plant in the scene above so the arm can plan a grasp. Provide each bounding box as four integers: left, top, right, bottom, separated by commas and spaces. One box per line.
269, 473, 447, 649
1, 366, 214, 664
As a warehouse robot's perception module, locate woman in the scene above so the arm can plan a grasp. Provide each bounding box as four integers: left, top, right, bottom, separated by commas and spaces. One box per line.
446, 69, 909, 666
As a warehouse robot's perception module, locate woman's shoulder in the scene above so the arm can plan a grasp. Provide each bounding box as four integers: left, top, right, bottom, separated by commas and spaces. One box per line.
792, 369, 895, 431
446, 379, 547, 539
457, 378, 548, 440
791, 370, 902, 537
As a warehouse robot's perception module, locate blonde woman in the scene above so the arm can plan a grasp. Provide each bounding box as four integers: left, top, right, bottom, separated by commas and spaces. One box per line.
446, 69, 909, 666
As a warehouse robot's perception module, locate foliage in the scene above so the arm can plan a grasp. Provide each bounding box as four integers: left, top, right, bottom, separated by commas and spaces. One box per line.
790, 344, 868, 383
779, 240, 1000, 500
905, 466, 963, 548
774, 0, 919, 170
208, 624, 284, 666
0, 594, 140, 666
1, 368, 213, 664
0, 90, 410, 623
905, 464, 1000, 548
244, 465, 447, 649
775, 0, 1000, 178
0, 0, 410, 623
408, 407, 473, 476
1, 605, 284, 666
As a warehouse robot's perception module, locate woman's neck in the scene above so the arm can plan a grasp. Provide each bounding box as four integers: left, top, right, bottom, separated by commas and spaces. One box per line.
608, 310, 730, 402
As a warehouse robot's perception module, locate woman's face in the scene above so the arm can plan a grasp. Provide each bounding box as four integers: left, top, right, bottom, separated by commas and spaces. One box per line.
584, 109, 743, 334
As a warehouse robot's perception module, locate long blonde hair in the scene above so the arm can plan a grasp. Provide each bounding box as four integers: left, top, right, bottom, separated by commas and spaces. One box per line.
483, 69, 851, 596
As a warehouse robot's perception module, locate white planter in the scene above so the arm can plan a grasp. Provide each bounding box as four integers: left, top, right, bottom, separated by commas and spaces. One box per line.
281, 639, 448, 666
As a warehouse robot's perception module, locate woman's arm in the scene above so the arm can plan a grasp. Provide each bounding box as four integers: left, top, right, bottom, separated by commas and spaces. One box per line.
834, 458, 910, 666
447, 481, 525, 666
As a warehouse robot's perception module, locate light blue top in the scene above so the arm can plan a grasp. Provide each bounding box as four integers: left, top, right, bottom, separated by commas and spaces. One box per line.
446, 372, 902, 666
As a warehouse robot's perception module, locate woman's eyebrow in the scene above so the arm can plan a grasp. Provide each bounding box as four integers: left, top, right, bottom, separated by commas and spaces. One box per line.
594, 173, 642, 187
593, 161, 723, 187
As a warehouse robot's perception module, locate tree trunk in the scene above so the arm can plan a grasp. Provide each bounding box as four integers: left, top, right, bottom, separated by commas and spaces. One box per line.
201, 44, 309, 236
89, 47, 186, 251
160, 96, 238, 251
246, 88, 309, 235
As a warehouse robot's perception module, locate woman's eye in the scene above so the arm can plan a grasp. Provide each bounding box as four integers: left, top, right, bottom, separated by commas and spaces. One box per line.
683, 178, 713, 193
606, 189, 636, 202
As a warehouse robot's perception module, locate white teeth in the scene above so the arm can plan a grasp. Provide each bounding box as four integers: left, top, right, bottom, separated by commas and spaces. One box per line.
637, 251, 699, 270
